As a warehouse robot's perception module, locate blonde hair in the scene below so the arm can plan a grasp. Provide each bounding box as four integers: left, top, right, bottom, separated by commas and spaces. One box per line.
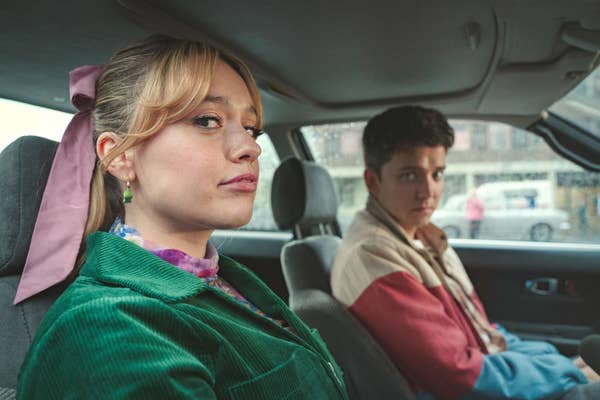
78, 35, 262, 267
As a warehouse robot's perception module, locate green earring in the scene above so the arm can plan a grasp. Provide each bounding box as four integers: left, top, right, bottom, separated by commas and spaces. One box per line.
123, 180, 133, 204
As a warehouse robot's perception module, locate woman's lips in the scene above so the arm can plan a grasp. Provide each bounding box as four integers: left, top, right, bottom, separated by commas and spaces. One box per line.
219, 173, 258, 192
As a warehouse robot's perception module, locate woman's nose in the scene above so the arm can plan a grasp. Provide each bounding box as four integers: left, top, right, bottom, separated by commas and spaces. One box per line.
227, 125, 262, 162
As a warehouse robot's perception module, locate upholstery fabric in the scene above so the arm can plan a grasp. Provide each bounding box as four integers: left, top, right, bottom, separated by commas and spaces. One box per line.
0, 276, 64, 389
282, 235, 341, 298
0, 136, 58, 276
292, 289, 415, 400
0, 136, 60, 390
271, 157, 338, 230
0, 387, 16, 400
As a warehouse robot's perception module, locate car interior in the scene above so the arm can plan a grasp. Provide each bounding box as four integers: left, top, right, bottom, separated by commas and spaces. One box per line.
2, 1, 600, 399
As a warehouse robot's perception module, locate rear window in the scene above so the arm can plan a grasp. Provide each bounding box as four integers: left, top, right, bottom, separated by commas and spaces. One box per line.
0, 98, 71, 151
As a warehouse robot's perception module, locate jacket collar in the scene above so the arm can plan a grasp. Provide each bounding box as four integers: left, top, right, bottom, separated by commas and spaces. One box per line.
81, 232, 284, 316
81, 232, 206, 302
365, 194, 448, 255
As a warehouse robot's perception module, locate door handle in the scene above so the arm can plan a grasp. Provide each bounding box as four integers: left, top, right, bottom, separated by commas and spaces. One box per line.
525, 278, 558, 296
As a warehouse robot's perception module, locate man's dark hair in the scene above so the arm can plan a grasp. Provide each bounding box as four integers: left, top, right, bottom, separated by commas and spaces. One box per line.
362, 105, 454, 174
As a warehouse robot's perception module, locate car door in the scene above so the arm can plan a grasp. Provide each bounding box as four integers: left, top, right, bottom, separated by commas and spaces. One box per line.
457, 240, 600, 355
464, 73, 600, 355
437, 114, 600, 356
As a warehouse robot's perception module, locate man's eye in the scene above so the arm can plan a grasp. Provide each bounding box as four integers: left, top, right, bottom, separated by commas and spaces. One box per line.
399, 172, 416, 181
433, 171, 444, 181
193, 116, 221, 128
245, 127, 264, 139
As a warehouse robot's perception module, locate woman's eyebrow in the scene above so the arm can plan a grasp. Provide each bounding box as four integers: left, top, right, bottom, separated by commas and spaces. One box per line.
204, 95, 257, 117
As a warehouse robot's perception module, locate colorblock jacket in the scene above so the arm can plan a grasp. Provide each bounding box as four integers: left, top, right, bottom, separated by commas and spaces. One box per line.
331, 196, 586, 400
18, 232, 348, 400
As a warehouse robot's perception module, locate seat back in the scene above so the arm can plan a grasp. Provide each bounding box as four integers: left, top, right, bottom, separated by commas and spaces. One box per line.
281, 235, 340, 297
271, 157, 415, 400
0, 136, 64, 394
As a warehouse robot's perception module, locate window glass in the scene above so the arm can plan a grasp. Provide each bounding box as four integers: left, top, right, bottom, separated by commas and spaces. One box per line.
302, 120, 600, 244
302, 123, 366, 232
550, 64, 600, 138
241, 133, 280, 231
0, 98, 72, 152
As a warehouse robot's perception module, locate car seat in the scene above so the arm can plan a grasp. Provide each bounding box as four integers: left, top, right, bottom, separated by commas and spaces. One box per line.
0, 136, 66, 397
271, 157, 415, 400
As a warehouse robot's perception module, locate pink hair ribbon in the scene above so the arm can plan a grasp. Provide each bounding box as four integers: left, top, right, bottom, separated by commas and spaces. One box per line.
14, 65, 103, 304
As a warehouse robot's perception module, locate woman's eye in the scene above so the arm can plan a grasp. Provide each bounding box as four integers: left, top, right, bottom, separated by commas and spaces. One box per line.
245, 126, 264, 139
193, 116, 221, 129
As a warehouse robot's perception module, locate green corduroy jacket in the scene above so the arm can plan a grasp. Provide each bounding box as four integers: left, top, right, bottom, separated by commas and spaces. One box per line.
18, 232, 348, 400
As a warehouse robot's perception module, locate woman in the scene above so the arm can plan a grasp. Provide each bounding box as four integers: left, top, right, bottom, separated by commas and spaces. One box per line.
17, 35, 347, 400
466, 188, 484, 239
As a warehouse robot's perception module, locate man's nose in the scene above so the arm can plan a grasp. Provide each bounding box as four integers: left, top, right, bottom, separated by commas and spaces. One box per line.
418, 176, 435, 198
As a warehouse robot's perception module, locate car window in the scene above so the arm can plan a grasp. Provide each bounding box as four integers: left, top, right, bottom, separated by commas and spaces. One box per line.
241, 133, 280, 231
302, 120, 600, 244
550, 64, 600, 138
443, 195, 465, 211
0, 98, 280, 231
0, 98, 72, 152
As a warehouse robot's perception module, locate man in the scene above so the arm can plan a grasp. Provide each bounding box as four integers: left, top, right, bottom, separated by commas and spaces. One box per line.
331, 106, 598, 399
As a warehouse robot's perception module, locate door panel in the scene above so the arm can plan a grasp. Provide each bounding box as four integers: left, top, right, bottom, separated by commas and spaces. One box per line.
211, 233, 600, 356
454, 239, 600, 355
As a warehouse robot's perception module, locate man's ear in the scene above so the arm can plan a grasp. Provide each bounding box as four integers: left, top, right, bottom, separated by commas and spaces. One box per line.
364, 168, 380, 195
96, 132, 135, 182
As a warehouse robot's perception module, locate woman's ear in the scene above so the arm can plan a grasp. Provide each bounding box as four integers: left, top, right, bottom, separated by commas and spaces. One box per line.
96, 132, 135, 182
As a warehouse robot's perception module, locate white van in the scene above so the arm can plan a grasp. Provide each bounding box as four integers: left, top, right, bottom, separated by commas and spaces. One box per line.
477, 180, 555, 210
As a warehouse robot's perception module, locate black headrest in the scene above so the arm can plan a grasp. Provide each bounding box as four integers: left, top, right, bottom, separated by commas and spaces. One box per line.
0, 136, 58, 276
271, 157, 338, 230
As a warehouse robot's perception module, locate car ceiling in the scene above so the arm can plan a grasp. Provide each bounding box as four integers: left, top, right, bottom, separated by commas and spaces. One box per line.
1, 0, 600, 129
